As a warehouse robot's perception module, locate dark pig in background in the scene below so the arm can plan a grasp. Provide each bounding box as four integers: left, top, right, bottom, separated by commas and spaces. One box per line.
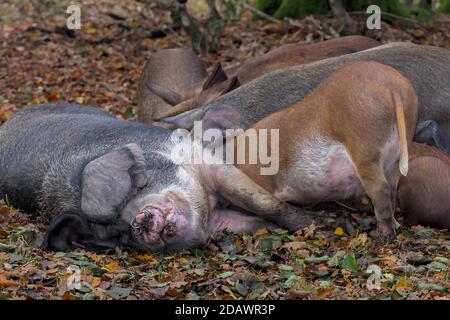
150, 36, 380, 120
398, 143, 450, 229
0, 103, 317, 252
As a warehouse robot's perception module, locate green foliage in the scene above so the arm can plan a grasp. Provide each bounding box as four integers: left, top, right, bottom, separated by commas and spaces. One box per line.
410, 7, 435, 20
255, 0, 283, 16
273, 0, 329, 19
439, 0, 450, 13
343, 0, 411, 17
255, 0, 412, 19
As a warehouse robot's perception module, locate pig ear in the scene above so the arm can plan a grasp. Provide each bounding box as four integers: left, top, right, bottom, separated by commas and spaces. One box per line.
144, 80, 183, 106
42, 213, 93, 252
81, 144, 148, 223
202, 63, 228, 91
221, 76, 241, 95
161, 106, 206, 130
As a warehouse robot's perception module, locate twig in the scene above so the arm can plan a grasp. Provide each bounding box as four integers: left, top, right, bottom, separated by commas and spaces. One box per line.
333, 200, 358, 212
243, 3, 280, 23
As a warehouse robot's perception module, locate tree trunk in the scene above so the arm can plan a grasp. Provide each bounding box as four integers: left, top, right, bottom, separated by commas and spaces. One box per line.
419, 0, 432, 9
148, 0, 224, 54
329, 0, 355, 35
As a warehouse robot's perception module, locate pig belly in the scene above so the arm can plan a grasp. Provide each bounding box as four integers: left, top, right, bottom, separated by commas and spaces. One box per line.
275, 141, 364, 205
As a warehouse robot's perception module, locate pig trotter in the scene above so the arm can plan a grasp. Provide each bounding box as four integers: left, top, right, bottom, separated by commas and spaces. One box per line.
164, 221, 177, 237
376, 220, 397, 244
131, 207, 156, 238
131, 219, 144, 237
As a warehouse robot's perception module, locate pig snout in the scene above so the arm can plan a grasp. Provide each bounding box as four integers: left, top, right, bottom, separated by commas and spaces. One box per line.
131, 205, 189, 244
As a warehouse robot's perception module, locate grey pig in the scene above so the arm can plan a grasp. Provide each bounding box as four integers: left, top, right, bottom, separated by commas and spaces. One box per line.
0, 103, 317, 252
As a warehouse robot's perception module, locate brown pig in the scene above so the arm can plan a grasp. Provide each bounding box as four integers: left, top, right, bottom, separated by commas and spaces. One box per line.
398, 143, 450, 229
150, 36, 380, 121
232, 61, 418, 243
136, 48, 208, 124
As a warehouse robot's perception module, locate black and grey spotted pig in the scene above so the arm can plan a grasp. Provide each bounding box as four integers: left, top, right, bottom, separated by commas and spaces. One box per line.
0, 103, 317, 252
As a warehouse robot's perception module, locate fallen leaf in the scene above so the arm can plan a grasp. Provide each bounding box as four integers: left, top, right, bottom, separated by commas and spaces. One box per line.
106, 286, 132, 299
341, 253, 358, 272
288, 289, 313, 300
105, 262, 120, 271
281, 241, 307, 251
135, 254, 153, 261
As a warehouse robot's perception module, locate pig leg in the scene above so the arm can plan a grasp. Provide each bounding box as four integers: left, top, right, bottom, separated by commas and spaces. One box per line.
355, 164, 396, 243
208, 209, 278, 235
385, 168, 400, 213
206, 164, 320, 232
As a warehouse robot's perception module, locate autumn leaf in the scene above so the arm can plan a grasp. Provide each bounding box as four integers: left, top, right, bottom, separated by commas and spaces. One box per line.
105, 262, 120, 271
219, 271, 234, 279
106, 286, 132, 299
334, 227, 344, 236
75, 97, 84, 104
281, 241, 307, 251
46, 91, 61, 102
288, 289, 313, 300
315, 286, 335, 299
394, 277, 413, 292
0, 207, 11, 217
135, 254, 153, 261
0, 279, 19, 287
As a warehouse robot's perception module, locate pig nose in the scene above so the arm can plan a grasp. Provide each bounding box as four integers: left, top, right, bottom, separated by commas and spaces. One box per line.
163, 221, 177, 237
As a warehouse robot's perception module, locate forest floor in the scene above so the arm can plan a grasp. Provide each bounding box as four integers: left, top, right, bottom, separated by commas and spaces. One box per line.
0, 0, 450, 300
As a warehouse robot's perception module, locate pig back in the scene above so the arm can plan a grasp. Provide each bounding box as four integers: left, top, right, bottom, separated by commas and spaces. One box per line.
224, 36, 380, 83
0, 103, 174, 220
398, 143, 450, 229
198, 43, 450, 152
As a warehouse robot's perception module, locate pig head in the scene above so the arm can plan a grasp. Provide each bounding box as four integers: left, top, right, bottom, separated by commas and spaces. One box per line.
398, 143, 450, 229
165, 42, 450, 154
152, 36, 380, 120
0, 103, 318, 252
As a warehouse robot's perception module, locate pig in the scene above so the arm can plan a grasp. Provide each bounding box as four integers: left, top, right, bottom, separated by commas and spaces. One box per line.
149, 36, 380, 121
398, 143, 450, 229
165, 42, 450, 154
136, 48, 208, 124
0, 103, 318, 252
232, 61, 419, 242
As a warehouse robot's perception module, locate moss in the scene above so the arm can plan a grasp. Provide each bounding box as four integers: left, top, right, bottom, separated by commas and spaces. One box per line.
343, 0, 411, 17
439, 0, 450, 13
255, 0, 283, 16
256, 0, 412, 19
273, 0, 328, 19
410, 8, 435, 20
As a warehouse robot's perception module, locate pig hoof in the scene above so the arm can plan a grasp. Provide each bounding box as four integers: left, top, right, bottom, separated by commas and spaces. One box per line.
164, 221, 177, 237
376, 228, 396, 244
131, 219, 144, 236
